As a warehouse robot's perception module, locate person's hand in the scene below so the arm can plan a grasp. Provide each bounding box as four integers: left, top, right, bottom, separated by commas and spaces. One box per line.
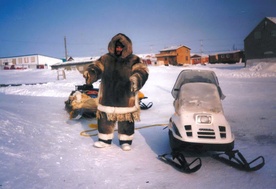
83, 70, 95, 85
130, 76, 138, 92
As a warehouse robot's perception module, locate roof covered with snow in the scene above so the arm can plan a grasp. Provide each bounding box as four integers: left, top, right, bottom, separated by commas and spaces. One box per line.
160, 45, 191, 52
209, 50, 243, 56
267, 17, 276, 24
191, 53, 209, 57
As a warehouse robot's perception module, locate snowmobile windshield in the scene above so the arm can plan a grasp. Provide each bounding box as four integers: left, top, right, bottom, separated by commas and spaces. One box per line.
176, 83, 223, 113
172, 69, 221, 99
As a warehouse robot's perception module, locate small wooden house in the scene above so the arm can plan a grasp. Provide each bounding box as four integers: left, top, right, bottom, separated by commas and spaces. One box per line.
155, 45, 191, 66
244, 17, 276, 62
190, 54, 209, 64
209, 50, 244, 64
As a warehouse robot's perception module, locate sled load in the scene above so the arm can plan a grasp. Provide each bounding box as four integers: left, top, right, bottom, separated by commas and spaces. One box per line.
158, 69, 265, 173
65, 85, 98, 119
65, 84, 152, 119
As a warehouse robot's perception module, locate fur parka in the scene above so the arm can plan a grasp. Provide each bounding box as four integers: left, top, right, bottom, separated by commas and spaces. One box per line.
85, 33, 149, 122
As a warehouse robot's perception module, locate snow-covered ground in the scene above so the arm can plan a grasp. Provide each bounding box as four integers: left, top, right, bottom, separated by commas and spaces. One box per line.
0, 63, 275, 189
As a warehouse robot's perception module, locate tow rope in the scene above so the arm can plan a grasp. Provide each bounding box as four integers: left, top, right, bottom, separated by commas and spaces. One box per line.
80, 123, 167, 137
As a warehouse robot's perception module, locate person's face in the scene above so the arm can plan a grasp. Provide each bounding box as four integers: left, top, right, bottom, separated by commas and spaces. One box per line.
115, 46, 123, 56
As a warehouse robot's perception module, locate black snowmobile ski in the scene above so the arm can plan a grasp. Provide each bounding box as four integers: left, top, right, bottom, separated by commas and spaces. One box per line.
139, 97, 153, 110
213, 150, 265, 171
158, 151, 202, 173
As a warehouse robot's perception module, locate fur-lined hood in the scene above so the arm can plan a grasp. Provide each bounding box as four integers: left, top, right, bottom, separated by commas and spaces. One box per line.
108, 33, 133, 58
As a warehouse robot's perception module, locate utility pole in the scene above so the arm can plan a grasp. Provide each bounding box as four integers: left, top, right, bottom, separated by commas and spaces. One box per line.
64, 36, 68, 60
200, 40, 203, 63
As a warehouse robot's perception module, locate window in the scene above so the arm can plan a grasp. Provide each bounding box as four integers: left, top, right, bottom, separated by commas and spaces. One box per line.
18, 58, 22, 64
31, 56, 36, 62
271, 30, 276, 37
24, 57, 29, 63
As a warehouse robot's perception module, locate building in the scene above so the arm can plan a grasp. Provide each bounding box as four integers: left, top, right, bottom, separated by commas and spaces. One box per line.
209, 50, 244, 64
0, 54, 62, 70
137, 54, 157, 65
51, 60, 93, 73
155, 45, 191, 66
190, 53, 209, 64
51, 56, 100, 74
244, 17, 276, 64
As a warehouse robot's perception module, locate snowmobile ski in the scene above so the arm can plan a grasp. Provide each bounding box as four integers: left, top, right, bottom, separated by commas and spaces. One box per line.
138, 94, 153, 110
158, 151, 202, 173
213, 150, 265, 171
140, 101, 153, 110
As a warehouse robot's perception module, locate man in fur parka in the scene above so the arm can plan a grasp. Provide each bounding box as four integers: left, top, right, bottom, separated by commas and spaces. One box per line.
83, 33, 149, 151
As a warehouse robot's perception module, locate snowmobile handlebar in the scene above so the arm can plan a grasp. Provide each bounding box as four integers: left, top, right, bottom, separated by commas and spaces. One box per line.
75, 84, 97, 91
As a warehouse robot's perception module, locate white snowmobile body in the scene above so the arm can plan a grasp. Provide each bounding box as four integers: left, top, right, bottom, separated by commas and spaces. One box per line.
160, 70, 264, 173
169, 69, 234, 152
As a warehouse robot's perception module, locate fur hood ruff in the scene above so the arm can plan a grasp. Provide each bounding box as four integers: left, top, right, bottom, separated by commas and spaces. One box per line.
108, 33, 133, 58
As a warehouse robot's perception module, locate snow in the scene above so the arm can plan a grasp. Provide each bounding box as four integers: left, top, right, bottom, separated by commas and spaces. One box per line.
0, 62, 275, 189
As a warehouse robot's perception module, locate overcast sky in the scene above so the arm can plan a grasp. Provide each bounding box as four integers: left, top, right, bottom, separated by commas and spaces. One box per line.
0, 0, 275, 58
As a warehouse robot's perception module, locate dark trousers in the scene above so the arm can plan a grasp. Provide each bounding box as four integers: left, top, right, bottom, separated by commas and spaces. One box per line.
98, 112, 134, 145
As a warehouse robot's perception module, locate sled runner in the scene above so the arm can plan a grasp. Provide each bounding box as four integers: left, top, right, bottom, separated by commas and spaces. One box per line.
65, 84, 153, 119
158, 69, 265, 173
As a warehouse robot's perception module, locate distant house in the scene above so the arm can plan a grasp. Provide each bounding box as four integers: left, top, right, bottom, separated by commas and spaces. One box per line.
137, 54, 157, 65
190, 54, 209, 64
0, 54, 62, 70
244, 17, 276, 64
209, 50, 244, 64
155, 45, 191, 66
67, 56, 75, 61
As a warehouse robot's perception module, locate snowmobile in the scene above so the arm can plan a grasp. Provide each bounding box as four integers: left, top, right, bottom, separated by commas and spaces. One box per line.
65, 84, 153, 119
158, 69, 265, 173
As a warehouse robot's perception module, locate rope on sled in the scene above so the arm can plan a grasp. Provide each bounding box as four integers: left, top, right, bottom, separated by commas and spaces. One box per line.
80, 123, 168, 137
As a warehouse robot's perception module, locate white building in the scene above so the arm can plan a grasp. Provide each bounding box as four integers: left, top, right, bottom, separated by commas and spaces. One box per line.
0, 54, 62, 70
